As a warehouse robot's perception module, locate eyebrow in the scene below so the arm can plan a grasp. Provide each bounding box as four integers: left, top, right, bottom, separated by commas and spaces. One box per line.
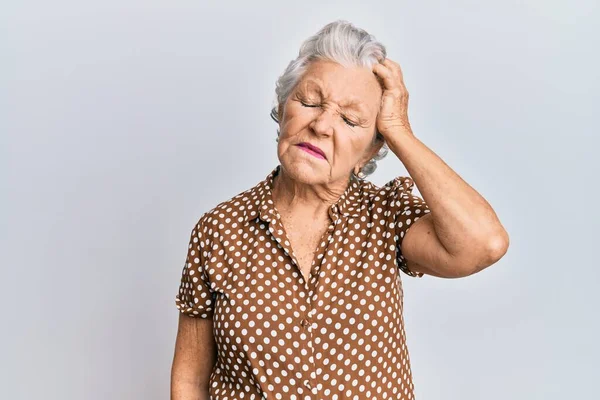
302, 79, 369, 117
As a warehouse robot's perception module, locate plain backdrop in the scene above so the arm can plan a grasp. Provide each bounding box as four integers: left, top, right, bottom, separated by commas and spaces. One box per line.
2, 1, 599, 399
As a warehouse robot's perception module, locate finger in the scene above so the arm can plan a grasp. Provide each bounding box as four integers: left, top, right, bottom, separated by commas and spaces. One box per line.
373, 62, 402, 91
382, 58, 405, 82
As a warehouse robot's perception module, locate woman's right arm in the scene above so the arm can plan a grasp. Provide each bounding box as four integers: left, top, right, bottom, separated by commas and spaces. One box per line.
171, 313, 217, 400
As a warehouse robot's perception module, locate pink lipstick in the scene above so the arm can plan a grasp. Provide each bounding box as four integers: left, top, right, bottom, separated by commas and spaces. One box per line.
296, 142, 326, 160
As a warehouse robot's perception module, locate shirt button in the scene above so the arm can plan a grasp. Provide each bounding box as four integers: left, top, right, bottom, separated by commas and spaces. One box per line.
300, 318, 310, 327
304, 379, 312, 389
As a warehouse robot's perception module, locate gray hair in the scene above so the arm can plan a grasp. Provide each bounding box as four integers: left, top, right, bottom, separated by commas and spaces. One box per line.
270, 20, 390, 179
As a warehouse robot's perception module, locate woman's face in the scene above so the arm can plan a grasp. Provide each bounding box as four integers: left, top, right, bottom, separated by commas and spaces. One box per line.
277, 60, 384, 185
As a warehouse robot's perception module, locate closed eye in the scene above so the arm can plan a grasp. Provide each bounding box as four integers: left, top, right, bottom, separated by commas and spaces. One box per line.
300, 101, 358, 128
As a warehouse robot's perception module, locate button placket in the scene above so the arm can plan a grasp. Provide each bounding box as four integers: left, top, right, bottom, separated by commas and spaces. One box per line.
265, 208, 316, 387
301, 223, 336, 399
300, 218, 340, 399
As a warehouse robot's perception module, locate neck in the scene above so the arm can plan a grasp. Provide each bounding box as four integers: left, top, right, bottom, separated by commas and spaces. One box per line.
271, 166, 350, 221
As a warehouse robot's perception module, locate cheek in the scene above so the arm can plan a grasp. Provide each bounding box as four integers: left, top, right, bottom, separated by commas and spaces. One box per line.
279, 113, 308, 140
342, 136, 375, 162
279, 105, 298, 131
331, 137, 358, 160
276, 135, 293, 155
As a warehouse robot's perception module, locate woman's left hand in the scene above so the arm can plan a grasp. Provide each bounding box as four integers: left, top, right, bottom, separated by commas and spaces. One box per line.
372, 58, 413, 138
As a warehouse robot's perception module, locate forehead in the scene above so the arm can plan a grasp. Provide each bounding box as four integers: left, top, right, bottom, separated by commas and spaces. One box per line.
297, 61, 382, 115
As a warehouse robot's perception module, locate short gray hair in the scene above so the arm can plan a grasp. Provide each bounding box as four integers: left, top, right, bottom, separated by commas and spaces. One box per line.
270, 20, 389, 179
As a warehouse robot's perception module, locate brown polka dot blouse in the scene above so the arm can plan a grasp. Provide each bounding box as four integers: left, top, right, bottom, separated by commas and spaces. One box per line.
175, 164, 431, 399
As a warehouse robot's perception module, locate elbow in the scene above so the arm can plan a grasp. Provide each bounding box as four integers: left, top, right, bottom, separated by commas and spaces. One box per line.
486, 230, 510, 263
449, 231, 510, 278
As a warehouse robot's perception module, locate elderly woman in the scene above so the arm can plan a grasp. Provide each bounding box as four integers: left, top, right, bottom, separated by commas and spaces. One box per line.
171, 20, 509, 400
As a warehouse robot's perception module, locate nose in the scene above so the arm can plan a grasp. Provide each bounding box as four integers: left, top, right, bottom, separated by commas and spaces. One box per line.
309, 108, 335, 137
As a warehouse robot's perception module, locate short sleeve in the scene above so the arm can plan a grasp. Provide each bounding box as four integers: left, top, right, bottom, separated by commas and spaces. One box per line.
385, 176, 431, 278
175, 216, 216, 318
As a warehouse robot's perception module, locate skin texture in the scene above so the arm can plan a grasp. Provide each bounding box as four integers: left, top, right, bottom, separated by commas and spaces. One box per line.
273, 60, 385, 223
368, 58, 509, 278
272, 57, 509, 279
171, 314, 217, 399
272, 60, 388, 279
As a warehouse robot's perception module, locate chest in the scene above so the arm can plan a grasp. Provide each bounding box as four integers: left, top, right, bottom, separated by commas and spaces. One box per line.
279, 216, 332, 281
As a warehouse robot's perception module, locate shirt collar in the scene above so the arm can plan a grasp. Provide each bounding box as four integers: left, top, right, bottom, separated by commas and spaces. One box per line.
242, 164, 363, 223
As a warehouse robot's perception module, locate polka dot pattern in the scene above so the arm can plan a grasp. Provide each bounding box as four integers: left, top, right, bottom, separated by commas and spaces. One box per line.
175, 165, 431, 399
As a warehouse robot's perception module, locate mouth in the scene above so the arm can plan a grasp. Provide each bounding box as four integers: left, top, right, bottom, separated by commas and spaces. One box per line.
296, 142, 327, 160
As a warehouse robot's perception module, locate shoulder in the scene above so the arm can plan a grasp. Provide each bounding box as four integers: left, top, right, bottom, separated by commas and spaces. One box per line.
196, 181, 262, 230
360, 175, 418, 208
379, 175, 418, 194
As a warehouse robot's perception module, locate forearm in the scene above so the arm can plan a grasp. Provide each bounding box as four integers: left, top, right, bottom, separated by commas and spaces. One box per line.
386, 130, 509, 262
171, 376, 210, 400
172, 314, 217, 400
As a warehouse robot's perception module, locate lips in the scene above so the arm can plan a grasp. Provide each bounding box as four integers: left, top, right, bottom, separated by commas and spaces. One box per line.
297, 142, 327, 159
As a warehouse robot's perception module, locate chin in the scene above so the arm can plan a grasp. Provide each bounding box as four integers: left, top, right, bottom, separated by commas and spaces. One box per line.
278, 157, 330, 184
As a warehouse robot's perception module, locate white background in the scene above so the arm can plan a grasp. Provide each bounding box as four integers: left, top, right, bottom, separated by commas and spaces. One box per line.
2, 1, 598, 398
